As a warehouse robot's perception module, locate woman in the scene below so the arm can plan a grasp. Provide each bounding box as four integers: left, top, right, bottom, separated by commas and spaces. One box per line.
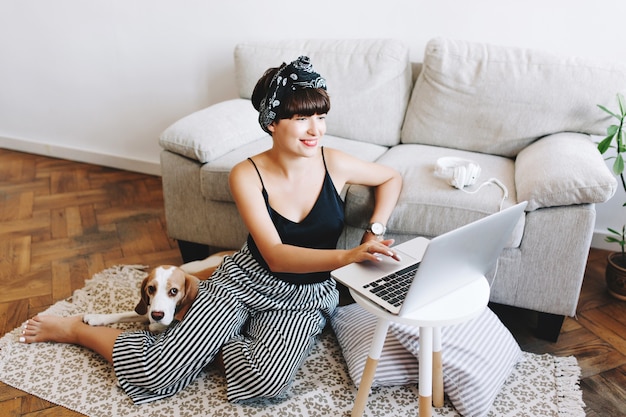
20, 56, 403, 404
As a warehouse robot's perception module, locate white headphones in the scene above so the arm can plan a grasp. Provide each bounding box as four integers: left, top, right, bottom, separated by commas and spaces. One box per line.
434, 157, 481, 189
434, 157, 509, 209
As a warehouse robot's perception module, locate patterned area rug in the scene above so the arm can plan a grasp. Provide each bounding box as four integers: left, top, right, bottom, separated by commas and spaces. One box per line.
0, 266, 585, 417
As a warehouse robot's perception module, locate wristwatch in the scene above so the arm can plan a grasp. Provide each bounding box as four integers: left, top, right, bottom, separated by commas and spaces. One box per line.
366, 222, 386, 237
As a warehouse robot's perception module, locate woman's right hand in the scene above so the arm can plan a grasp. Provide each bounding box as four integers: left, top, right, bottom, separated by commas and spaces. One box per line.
346, 239, 402, 264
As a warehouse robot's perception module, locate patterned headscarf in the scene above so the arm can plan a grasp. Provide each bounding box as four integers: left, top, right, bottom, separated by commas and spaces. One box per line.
258, 56, 327, 134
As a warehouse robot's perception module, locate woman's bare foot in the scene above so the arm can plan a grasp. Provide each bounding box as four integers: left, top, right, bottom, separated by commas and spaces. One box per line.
19, 315, 84, 344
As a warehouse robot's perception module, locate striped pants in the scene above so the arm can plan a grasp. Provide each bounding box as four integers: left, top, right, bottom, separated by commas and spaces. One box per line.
112, 244, 339, 404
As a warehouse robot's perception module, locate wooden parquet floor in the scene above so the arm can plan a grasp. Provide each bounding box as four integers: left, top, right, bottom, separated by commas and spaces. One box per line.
1, 148, 625, 416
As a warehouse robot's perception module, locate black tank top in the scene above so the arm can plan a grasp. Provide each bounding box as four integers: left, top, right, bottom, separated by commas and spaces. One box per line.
247, 147, 345, 284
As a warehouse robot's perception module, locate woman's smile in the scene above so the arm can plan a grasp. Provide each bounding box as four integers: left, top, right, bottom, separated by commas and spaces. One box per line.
300, 138, 319, 147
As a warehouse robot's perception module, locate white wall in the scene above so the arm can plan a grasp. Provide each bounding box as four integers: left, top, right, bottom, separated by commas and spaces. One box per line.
1, 0, 625, 249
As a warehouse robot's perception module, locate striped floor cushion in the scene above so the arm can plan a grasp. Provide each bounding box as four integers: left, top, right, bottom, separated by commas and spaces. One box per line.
331, 303, 419, 388
330, 303, 522, 417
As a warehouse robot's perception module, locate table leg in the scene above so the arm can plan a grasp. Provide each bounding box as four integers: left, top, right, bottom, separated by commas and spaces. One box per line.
419, 326, 433, 417
432, 327, 443, 407
351, 318, 390, 417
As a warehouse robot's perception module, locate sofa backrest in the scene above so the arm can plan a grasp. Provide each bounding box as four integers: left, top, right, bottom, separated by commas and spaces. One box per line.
401, 37, 626, 157
234, 39, 412, 146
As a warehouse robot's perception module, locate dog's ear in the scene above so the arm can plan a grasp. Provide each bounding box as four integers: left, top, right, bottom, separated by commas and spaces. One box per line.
181, 272, 199, 305
135, 275, 151, 315
174, 271, 199, 321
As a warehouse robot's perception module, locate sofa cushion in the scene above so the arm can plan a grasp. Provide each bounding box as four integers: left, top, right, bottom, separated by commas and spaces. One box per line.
235, 39, 412, 146
159, 99, 265, 163
515, 132, 617, 211
201, 136, 389, 203
331, 303, 523, 417
402, 37, 626, 157
344, 144, 525, 246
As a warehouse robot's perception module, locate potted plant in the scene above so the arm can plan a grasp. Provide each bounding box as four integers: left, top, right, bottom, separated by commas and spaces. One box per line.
597, 92, 626, 300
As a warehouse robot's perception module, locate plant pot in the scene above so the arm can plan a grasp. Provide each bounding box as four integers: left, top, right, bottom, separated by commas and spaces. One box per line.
606, 252, 626, 301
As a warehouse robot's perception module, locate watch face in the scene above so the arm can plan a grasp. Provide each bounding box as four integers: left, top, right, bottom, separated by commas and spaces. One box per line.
370, 222, 385, 235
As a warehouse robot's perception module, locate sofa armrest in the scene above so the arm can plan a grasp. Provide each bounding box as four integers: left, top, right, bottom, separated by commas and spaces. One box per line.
159, 98, 266, 163
515, 132, 617, 211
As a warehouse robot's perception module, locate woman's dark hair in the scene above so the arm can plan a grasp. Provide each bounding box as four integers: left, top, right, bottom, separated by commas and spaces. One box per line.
251, 65, 331, 122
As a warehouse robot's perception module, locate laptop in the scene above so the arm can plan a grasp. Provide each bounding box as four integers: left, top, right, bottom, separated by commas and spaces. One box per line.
331, 201, 527, 316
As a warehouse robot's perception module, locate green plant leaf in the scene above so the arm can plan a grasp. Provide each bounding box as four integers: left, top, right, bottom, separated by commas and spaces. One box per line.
608, 227, 623, 236
598, 104, 620, 119
613, 154, 624, 175
618, 93, 625, 117
598, 134, 615, 154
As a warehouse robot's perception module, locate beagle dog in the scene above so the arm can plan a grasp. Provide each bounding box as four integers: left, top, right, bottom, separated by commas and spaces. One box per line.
83, 251, 235, 332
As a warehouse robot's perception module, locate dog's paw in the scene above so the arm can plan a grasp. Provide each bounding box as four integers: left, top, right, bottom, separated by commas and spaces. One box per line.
83, 313, 110, 326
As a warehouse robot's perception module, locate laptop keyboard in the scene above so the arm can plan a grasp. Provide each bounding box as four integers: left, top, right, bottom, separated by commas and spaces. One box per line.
363, 263, 420, 307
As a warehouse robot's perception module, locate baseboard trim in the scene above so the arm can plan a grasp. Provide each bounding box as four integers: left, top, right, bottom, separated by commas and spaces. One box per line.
0, 136, 161, 176
591, 230, 621, 251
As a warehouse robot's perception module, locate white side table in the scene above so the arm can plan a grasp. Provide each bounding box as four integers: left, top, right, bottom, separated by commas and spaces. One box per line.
349, 276, 490, 417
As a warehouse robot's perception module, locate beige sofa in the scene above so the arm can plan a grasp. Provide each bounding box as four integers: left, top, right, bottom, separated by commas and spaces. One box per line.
159, 38, 623, 341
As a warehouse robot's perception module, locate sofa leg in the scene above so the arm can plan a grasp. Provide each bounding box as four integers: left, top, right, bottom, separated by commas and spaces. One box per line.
177, 240, 210, 264
535, 312, 565, 342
